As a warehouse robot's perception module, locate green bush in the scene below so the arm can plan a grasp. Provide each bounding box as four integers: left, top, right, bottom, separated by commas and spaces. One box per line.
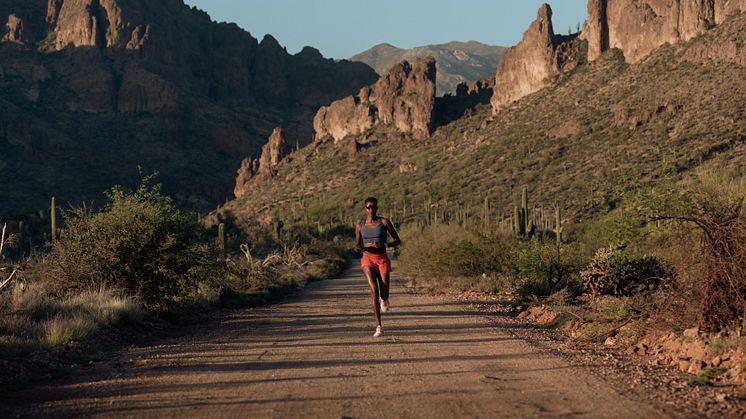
53, 180, 217, 309
581, 246, 675, 297
513, 240, 586, 303
398, 223, 512, 281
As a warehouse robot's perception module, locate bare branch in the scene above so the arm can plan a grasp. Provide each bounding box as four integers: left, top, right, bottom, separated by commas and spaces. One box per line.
0, 223, 6, 258
0, 268, 17, 292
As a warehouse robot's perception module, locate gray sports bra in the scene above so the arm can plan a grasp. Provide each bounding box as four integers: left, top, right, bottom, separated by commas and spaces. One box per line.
361, 220, 388, 247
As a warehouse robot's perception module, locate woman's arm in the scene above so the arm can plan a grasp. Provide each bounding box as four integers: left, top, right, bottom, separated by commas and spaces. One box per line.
382, 218, 401, 248
354, 223, 363, 253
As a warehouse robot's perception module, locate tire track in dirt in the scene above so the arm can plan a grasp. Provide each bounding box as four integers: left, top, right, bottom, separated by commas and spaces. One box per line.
3, 264, 667, 418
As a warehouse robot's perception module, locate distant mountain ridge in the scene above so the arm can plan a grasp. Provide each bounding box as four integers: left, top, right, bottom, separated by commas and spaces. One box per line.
351, 41, 506, 95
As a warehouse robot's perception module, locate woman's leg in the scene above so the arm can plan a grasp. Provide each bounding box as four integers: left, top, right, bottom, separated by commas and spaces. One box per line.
363, 267, 381, 326
379, 272, 390, 302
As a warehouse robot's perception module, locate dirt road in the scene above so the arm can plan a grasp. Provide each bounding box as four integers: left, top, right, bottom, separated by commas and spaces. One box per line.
4, 265, 668, 418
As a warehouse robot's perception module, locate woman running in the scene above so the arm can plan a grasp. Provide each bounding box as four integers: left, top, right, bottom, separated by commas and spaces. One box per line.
355, 197, 401, 337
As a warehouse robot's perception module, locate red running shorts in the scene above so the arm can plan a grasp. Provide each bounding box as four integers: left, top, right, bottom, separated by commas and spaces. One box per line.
361, 252, 392, 275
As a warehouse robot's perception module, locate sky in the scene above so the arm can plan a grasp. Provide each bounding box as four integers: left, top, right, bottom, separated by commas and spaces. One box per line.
183, 1, 589, 59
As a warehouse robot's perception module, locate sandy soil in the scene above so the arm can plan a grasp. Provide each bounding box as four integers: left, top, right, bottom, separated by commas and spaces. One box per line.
3, 265, 668, 418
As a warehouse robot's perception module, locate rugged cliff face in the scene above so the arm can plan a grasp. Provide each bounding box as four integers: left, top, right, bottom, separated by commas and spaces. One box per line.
491, 1, 745, 113
0, 0, 377, 215
490, 5, 558, 112
582, 0, 746, 63
490, 5, 581, 113
234, 128, 288, 198
313, 56, 437, 142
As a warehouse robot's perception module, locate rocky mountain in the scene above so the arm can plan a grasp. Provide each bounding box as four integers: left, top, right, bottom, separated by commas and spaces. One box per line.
218, 3, 745, 229
0, 0, 377, 216
351, 41, 505, 96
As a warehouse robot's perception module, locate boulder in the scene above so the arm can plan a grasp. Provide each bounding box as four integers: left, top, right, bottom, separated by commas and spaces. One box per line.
581, 0, 746, 63
683, 327, 700, 338
313, 56, 437, 142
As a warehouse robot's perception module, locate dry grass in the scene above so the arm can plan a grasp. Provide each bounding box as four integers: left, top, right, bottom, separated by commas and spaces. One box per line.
42, 316, 97, 347
0, 281, 144, 356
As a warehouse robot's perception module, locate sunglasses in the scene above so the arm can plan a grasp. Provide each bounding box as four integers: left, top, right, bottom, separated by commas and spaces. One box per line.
365, 205, 377, 210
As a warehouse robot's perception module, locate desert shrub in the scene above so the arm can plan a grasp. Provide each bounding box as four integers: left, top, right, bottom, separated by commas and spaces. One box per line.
218, 239, 344, 307
581, 246, 675, 298
52, 179, 217, 309
398, 223, 513, 285
656, 170, 746, 331
513, 241, 560, 283
513, 240, 586, 303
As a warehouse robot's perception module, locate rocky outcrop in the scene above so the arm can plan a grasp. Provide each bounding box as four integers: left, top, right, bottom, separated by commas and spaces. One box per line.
2, 14, 31, 44
581, 0, 746, 63
63, 68, 116, 113
117, 68, 178, 113
491, 4, 570, 112
685, 39, 746, 66
46, 0, 144, 50
234, 158, 258, 199
313, 56, 437, 142
490, 1, 745, 114
234, 128, 288, 198
468, 77, 495, 97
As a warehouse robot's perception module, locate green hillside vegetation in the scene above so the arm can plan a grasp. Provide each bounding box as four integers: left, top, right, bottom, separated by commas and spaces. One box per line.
223, 13, 746, 228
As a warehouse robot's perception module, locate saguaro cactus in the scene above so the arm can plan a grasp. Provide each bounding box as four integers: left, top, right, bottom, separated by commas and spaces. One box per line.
554, 205, 564, 282
50, 197, 57, 242
554, 206, 563, 246
217, 223, 226, 255
520, 187, 529, 237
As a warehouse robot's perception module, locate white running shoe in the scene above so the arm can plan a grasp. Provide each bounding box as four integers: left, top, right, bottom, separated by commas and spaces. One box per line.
381, 299, 390, 313
373, 326, 384, 337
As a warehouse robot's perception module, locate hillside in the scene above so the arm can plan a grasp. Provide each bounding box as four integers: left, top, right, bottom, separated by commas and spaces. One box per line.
351, 41, 506, 95
220, 11, 746, 230
0, 0, 377, 216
